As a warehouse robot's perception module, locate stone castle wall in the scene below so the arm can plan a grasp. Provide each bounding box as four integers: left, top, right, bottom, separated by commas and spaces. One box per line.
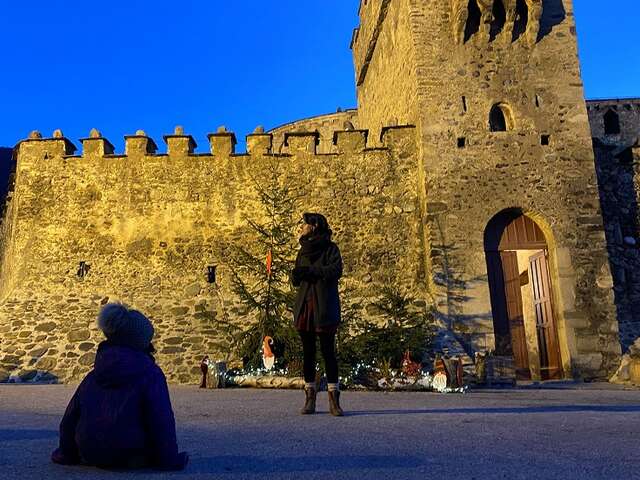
268, 110, 359, 154
588, 99, 640, 145
352, 0, 621, 377
589, 99, 640, 351
592, 141, 640, 350
0, 126, 425, 384
351, 0, 419, 144
1, 0, 634, 383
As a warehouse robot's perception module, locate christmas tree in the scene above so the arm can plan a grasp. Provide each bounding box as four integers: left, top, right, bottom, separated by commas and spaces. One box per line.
226, 160, 303, 371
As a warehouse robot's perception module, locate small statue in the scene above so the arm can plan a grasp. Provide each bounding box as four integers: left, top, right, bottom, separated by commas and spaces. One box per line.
262, 336, 275, 371
200, 355, 209, 388
525, 0, 543, 46
451, 0, 469, 45
475, 351, 487, 384
455, 356, 464, 388
402, 350, 422, 378
432, 353, 450, 392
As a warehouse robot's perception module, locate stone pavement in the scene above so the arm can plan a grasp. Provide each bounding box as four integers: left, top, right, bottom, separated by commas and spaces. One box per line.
1, 384, 640, 479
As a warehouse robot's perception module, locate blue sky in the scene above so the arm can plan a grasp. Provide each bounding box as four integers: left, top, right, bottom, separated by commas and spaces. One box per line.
0, 1, 638, 150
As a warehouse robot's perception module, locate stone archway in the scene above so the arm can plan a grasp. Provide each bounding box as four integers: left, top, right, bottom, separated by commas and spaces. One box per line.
484, 209, 564, 381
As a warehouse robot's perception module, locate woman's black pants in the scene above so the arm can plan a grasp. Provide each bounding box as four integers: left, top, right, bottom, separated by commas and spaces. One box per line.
299, 331, 339, 384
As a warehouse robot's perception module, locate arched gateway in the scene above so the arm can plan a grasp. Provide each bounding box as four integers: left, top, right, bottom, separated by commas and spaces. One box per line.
484, 209, 563, 381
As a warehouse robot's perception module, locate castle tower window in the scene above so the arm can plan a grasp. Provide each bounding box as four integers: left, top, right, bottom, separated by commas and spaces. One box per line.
464, 0, 482, 43
604, 109, 621, 135
490, 0, 507, 41
512, 0, 528, 42
489, 103, 514, 132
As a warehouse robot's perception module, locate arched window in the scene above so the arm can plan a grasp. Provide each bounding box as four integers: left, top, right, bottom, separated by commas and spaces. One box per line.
604, 109, 621, 135
489, 103, 514, 132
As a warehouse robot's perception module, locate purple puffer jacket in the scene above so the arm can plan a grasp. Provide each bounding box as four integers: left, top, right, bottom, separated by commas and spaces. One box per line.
51, 341, 188, 470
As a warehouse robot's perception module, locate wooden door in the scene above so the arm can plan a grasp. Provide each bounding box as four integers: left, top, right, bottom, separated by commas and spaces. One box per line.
500, 251, 530, 380
529, 251, 563, 380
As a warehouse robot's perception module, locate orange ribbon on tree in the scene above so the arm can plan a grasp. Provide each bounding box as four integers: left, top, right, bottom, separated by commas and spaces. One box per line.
266, 249, 273, 278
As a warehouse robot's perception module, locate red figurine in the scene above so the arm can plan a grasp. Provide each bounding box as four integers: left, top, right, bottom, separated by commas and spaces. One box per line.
402, 350, 422, 378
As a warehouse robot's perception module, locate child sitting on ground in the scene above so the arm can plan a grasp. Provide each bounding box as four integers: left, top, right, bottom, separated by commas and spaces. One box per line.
51, 303, 189, 471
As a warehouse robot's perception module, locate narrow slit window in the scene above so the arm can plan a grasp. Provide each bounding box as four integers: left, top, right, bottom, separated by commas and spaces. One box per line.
604, 109, 621, 135
462, 96, 468, 112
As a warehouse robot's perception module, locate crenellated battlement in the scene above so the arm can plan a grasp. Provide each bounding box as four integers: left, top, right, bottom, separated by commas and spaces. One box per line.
16, 124, 416, 162
1, 118, 422, 384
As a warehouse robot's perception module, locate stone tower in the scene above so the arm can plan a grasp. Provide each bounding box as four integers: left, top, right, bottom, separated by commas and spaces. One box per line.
352, 0, 621, 379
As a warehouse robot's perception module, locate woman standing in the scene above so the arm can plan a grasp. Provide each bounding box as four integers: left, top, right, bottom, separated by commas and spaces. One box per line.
291, 212, 344, 416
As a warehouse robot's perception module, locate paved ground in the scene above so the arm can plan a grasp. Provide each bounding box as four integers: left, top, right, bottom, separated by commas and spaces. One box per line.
1, 383, 640, 479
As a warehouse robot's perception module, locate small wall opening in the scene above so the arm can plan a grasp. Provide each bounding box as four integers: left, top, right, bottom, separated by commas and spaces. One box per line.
604, 109, 621, 135
541, 135, 550, 146
462, 96, 468, 113
490, 0, 507, 41
457, 137, 466, 148
464, 0, 482, 42
489, 103, 514, 132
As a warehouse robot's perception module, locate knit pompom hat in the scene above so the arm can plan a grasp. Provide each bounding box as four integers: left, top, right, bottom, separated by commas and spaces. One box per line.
97, 303, 154, 351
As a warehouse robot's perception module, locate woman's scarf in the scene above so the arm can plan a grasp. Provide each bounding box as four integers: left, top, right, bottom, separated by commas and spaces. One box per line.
298, 232, 331, 265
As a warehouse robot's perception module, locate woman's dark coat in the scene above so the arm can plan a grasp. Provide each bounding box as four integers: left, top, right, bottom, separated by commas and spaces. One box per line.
291, 241, 343, 329
51, 341, 188, 471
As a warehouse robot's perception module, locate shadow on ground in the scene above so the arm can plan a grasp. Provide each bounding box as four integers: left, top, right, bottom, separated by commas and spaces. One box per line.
346, 404, 640, 416
0, 429, 58, 442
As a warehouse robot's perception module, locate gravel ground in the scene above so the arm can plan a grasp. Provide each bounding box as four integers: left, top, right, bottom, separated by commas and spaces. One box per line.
1, 383, 640, 479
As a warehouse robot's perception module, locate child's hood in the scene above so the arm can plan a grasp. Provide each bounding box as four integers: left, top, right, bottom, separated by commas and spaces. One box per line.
92, 341, 156, 388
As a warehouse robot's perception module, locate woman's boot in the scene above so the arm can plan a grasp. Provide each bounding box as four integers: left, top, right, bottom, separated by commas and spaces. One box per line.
300, 386, 316, 414
328, 390, 344, 417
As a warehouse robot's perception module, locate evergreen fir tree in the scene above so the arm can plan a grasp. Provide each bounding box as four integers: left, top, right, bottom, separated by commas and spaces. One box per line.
226, 160, 303, 371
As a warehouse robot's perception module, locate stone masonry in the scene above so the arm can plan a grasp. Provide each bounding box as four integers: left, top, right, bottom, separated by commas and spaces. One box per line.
588, 99, 640, 350
351, 0, 621, 378
0, 0, 636, 383
0, 127, 423, 384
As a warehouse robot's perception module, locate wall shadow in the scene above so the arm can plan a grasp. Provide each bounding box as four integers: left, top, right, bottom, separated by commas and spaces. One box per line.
431, 218, 492, 357
0, 147, 15, 209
